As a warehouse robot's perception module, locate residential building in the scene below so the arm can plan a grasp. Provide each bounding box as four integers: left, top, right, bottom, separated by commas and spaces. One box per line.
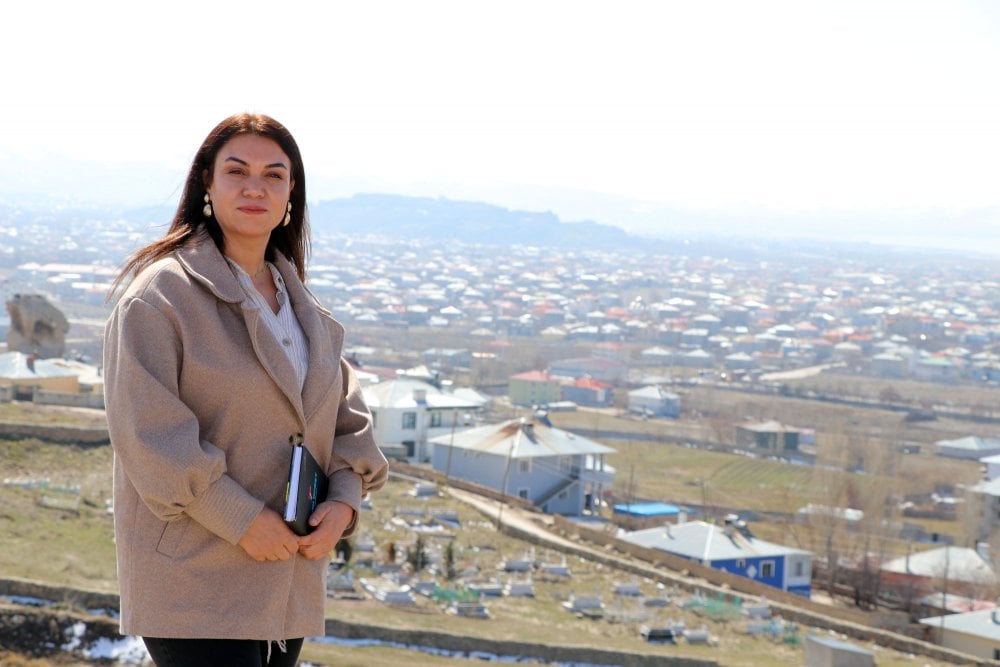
676, 349, 714, 368
561, 377, 612, 407
422, 348, 472, 368
508, 371, 562, 407
969, 476, 1000, 542
919, 608, 1000, 661
880, 545, 998, 601
639, 346, 674, 366
548, 357, 627, 383
429, 416, 615, 516
914, 356, 962, 383
0, 351, 82, 398
723, 352, 756, 371
736, 420, 801, 453
620, 518, 813, 597
935, 436, 1000, 461
363, 378, 485, 462
627, 386, 680, 418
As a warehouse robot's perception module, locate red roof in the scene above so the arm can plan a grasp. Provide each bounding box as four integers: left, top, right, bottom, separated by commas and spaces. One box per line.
574, 377, 611, 389
510, 370, 555, 382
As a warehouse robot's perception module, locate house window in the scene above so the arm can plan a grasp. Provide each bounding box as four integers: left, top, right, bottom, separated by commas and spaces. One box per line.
519, 459, 531, 473
402, 412, 417, 429
430, 412, 442, 427
736, 559, 746, 569
794, 560, 804, 577
518, 488, 529, 499
761, 561, 775, 578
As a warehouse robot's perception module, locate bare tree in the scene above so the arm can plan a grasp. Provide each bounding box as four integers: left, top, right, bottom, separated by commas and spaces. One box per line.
852, 438, 902, 609
810, 432, 851, 597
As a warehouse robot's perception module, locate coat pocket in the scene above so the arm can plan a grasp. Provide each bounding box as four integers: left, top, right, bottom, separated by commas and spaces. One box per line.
155, 518, 191, 558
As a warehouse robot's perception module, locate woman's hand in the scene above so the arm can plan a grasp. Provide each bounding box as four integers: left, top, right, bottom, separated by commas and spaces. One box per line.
237, 507, 300, 561
297, 500, 355, 560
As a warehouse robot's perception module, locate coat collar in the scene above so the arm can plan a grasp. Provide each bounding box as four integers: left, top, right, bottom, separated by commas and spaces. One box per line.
173, 231, 343, 424
173, 230, 247, 304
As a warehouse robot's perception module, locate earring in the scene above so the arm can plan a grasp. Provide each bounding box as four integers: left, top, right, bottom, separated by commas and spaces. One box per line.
203, 194, 213, 218
283, 201, 292, 226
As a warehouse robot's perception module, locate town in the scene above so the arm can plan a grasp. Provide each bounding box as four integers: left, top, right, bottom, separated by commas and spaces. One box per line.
2, 201, 1000, 665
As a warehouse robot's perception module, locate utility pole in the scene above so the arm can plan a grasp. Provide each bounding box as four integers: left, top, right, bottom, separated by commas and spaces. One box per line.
497, 418, 524, 533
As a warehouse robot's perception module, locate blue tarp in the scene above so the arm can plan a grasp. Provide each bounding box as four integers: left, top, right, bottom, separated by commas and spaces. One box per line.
613, 502, 681, 517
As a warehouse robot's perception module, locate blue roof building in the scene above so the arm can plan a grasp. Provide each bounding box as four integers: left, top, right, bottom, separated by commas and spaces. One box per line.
621, 519, 813, 597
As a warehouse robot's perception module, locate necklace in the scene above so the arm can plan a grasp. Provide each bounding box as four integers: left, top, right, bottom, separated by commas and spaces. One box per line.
252, 263, 269, 279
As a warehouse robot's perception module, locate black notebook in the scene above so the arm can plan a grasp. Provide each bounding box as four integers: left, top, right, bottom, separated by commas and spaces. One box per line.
283, 444, 329, 536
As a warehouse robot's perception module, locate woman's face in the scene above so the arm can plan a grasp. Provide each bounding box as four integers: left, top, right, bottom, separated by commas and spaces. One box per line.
205, 134, 295, 246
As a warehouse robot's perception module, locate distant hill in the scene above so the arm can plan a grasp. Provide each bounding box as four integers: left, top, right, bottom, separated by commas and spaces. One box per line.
308, 194, 656, 250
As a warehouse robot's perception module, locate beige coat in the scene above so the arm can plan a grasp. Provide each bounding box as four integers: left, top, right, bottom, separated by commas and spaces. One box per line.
103, 232, 388, 640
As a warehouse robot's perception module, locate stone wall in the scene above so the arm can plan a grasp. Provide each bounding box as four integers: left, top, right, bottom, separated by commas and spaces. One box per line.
35, 389, 105, 410
0, 421, 109, 444
324, 618, 716, 667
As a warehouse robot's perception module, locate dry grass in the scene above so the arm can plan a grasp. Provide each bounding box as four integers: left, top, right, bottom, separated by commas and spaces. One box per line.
0, 420, 968, 667
0, 438, 117, 592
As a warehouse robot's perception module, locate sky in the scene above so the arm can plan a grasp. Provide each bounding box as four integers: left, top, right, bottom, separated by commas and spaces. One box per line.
3, 1, 1000, 241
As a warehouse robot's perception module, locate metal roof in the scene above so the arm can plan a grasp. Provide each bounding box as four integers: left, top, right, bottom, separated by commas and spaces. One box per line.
0, 352, 80, 380
970, 477, 1000, 497
936, 436, 1000, 452
919, 608, 1000, 640
429, 417, 615, 459
362, 378, 484, 410
621, 520, 811, 562
881, 546, 997, 585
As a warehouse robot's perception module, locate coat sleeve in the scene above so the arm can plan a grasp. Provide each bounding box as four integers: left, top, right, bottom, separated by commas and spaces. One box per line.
104, 296, 265, 545
323, 358, 388, 536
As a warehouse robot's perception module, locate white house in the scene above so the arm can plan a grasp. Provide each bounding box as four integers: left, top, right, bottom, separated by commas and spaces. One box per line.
968, 476, 1000, 543
881, 545, 998, 602
935, 436, 1000, 461
620, 519, 813, 597
627, 386, 680, 418
982, 453, 1000, 481
362, 378, 486, 462
919, 608, 1000, 661
429, 416, 615, 516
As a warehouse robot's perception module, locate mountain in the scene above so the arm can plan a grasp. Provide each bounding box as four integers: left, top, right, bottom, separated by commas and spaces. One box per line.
308, 194, 656, 250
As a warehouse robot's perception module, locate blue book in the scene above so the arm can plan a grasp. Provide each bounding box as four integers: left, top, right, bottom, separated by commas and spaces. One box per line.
283, 444, 329, 536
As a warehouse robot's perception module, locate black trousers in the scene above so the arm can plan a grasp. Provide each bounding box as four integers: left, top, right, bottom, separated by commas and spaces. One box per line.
142, 636, 304, 667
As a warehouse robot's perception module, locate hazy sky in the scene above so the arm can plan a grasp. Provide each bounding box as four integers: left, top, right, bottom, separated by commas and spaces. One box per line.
3, 1, 1000, 236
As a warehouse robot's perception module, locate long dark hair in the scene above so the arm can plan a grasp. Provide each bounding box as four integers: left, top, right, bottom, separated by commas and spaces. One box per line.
109, 113, 310, 297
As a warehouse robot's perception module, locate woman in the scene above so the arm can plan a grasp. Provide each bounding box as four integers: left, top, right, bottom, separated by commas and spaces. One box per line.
104, 113, 388, 666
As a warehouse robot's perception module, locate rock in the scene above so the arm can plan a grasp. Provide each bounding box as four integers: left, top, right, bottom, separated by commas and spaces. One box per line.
5, 294, 69, 359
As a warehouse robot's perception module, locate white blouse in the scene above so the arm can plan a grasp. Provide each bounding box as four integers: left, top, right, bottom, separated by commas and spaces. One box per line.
227, 259, 310, 393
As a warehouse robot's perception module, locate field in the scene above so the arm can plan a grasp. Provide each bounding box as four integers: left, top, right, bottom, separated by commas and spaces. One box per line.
546, 402, 984, 566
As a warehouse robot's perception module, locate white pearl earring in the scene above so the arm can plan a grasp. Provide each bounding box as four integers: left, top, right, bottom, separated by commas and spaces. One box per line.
203, 194, 213, 218
283, 201, 292, 226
